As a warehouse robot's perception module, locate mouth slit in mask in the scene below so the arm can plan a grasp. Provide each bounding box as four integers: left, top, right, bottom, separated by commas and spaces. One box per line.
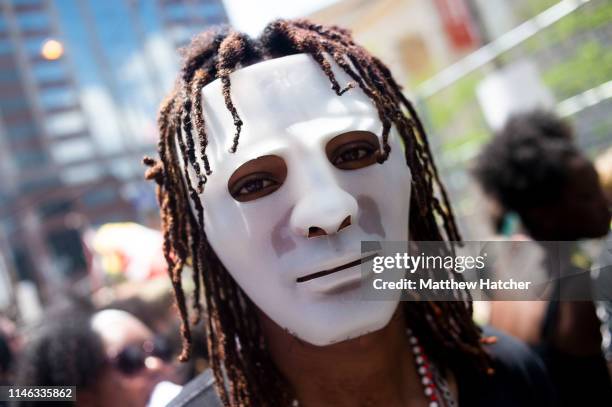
296, 251, 379, 283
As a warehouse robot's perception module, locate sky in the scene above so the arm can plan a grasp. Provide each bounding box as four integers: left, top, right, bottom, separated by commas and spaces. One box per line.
221, 0, 339, 36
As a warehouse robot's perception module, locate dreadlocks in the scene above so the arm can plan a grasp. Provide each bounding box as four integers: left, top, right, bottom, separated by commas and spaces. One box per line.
145, 19, 491, 407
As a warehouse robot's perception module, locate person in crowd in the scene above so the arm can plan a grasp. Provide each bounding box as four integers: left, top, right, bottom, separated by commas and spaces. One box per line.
15, 308, 177, 407
145, 20, 555, 406
0, 314, 21, 407
0, 333, 12, 386
107, 295, 209, 383
0, 334, 12, 407
473, 110, 612, 406
0, 314, 18, 387
475, 110, 609, 242
106, 295, 176, 334
595, 146, 612, 204
593, 146, 612, 375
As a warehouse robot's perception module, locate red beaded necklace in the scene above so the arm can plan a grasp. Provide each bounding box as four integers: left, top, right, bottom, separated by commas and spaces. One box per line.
408, 328, 457, 407
292, 329, 458, 406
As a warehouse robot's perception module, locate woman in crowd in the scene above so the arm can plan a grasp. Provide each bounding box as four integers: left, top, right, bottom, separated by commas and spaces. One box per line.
15, 309, 176, 407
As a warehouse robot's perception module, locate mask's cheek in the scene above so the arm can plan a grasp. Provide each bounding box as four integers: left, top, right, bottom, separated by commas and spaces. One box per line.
356, 195, 386, 238
270, 206, 297, 258
378, 132, 412, 238
200, 199, 303, 330
202, 190, 297, 278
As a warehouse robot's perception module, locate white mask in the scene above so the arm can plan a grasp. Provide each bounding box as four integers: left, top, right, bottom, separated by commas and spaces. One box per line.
181, 53, 411, 346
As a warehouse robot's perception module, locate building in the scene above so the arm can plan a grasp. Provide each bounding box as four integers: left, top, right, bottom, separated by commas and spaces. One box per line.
309, 0, 480, 88
0, 0, 227, 309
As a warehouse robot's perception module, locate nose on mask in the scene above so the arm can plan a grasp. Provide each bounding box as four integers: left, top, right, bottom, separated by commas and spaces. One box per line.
289, 186, 359, 238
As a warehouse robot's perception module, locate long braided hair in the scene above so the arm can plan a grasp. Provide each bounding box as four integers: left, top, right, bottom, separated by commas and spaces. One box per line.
145, 19, 491, 407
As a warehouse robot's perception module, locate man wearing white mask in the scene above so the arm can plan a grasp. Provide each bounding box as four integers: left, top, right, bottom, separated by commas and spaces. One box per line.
145, 20, 555, 407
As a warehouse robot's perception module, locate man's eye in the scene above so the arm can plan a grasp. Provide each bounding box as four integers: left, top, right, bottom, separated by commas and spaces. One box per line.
238, 178, 274, 195
334, 147, 371, 164
331, 142, 377, 170
227, 155, 287, 203
230, 174, 280, 202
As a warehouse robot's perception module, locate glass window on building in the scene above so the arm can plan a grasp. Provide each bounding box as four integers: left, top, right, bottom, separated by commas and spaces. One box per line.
164, 3, 188, 20
196, 3, 226, 19
38, 87, 76, 110
14, 148, 49, 169
49, 137, 95, 163
23, 37, 44, 56
81, 186, 118, 208
45, 110, 86, 137
16, 11, 49, 31
32, 60, 66, 81
79, 86, 125, 155
60, 162, 102, 185
108, 157, 135, 180
0, 37, 13, 55
168, 26, 192, 45
13, 0, 44, 6
5, 122, 38, 141
19, 175, 61, 194
0, 68, 20, 83
0, 97, 29, 114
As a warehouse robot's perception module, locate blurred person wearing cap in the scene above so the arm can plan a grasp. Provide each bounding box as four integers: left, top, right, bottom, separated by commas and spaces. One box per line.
14, 308, 178, 407
474, 110, 612, 406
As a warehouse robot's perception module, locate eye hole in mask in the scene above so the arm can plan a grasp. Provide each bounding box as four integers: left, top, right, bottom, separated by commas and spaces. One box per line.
227, 131, 380, 202
326, 130, 380, 170
228, 155, 287, 202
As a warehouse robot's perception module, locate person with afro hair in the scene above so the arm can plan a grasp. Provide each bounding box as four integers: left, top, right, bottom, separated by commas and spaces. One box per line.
474, 110, 612, 407
474, 110, 609, 240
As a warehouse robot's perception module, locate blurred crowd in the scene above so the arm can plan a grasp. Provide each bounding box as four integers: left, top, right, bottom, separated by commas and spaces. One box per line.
0, 290, 209, 407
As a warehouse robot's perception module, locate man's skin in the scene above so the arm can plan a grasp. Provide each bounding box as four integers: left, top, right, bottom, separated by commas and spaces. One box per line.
259, 306, 458, 407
